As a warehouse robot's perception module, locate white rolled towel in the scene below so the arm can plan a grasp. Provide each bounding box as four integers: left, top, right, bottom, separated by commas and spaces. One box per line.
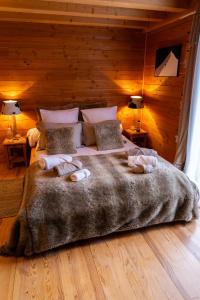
70, 169, 91, 182
128, 155, 158, 168
38, 154, 72, 170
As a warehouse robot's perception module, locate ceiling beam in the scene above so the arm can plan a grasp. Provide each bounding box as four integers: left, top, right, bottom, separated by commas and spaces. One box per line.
40, 0, 190, 13
0, 1, 169, 23
146, 9, 196, 32
0, 0, 193, 30
0, 11, 149, 29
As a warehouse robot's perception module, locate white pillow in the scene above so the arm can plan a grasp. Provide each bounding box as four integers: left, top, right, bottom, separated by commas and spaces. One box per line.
81, 106, 117, 123
27, 128, 40, 147
40, 108, 79, 123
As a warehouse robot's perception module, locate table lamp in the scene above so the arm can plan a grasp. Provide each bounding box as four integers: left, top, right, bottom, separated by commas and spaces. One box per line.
128, 96, 144, 132
1, 100, 21, 139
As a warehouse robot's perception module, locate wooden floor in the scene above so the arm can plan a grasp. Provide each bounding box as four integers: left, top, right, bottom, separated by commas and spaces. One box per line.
0, 163, 200, 300
0, 163, 26, 180
0, 216, 200, 300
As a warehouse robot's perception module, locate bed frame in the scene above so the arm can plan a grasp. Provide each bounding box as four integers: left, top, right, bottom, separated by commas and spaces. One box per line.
30, 147, 37, 165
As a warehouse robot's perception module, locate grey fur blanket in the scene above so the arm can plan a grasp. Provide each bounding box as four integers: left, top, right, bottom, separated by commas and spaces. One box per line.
0, 153, 199, 256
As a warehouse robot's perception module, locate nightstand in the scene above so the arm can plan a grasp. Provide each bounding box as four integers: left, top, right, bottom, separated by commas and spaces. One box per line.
123, 128, 148, 147
3, 137, 28, 169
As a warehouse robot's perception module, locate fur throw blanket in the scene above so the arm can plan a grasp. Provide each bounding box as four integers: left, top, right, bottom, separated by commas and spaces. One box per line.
0, 153, 199, 256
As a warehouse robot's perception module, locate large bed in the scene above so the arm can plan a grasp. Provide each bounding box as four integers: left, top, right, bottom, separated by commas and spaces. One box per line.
0, 135, 199, 257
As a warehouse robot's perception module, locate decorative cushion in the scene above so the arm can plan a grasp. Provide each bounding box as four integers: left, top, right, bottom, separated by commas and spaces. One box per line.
36, 122, 82, 150
82, 122, 96, 146
45, 127, 77, 155
81, 106, 117, 123
39, 107, 79, 123
27, 128, 40, 147
94, 120, 124, 151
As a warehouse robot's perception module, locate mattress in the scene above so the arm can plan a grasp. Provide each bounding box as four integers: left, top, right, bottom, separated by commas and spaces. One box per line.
31, 135, 137, 162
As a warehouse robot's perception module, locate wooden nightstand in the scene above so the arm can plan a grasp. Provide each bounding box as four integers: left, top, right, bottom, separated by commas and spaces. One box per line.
123, 128, 148, 147
3, 137, 28, 169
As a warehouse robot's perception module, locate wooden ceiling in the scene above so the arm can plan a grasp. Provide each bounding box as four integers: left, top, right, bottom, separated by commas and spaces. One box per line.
0, 0, 198, 31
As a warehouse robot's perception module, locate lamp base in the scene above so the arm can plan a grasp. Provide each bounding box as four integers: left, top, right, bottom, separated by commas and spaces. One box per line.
130, 125, 136, 131
14, 133, 21, 139
11, 115, 17, 137
10, 115, 21, 139
130, 121, 141, 133
6, 127, 13, 139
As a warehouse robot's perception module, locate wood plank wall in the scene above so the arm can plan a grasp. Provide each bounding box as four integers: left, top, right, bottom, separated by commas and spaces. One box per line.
0, 17, 194, 164
0, 21, 145, 162
142, 16, 193, 162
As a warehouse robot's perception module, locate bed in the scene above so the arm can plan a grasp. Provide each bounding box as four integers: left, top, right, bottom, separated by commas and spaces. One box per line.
0, 133, 199, 257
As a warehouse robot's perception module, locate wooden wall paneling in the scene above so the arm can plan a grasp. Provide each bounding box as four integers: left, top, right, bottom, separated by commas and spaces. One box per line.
142, 16, 193, 162
0, 15, 194, 163
0, 21, 145, 162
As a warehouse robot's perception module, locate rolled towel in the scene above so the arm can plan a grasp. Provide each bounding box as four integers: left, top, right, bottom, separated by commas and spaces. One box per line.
70, 169, 91, 182
55, 160, 83, 176
144, 164, 155, 173
38, 154, 72, 170
130, 163, 155, 174
128, 155, 158, 168
128, 147, 158, 157
130, 164, 144, 174
71, 159, 83, 170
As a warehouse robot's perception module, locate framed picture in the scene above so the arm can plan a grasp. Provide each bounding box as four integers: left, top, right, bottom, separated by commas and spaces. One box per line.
155, 45, 182, 77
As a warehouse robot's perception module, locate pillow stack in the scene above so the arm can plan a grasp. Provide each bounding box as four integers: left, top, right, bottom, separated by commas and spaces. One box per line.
32, 105, 124, 154
36, 107, 80, 155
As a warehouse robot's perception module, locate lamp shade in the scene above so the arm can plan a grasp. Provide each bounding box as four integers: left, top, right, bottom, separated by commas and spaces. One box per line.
1, 100, 21, 115
128, 96, 144, 109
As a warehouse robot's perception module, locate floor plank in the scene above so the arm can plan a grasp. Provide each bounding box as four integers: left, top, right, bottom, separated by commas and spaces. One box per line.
0, 163, 26, 180
172, 221, 200, 262
110, 232, 184, 300
0, 217, 17, 300
57, 249, 79, 300
143, 225, 200, 300
0, 255, 16, 300
90, 239, 136, 300
68, 246, 101, 300
1, 218, 200, 300
13, 254, 65, 300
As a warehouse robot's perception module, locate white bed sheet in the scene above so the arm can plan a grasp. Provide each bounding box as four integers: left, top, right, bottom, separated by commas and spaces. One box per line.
34, 135, 137, 161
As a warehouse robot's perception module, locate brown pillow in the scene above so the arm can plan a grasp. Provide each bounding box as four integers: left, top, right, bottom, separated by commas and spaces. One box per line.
94, 120, 124, 151
36, 122, 82, 150
82, 122, 96, 146
45, 127, 77, 155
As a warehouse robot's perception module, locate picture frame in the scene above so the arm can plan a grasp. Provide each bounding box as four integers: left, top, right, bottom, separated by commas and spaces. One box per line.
155, 45, 182, 77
